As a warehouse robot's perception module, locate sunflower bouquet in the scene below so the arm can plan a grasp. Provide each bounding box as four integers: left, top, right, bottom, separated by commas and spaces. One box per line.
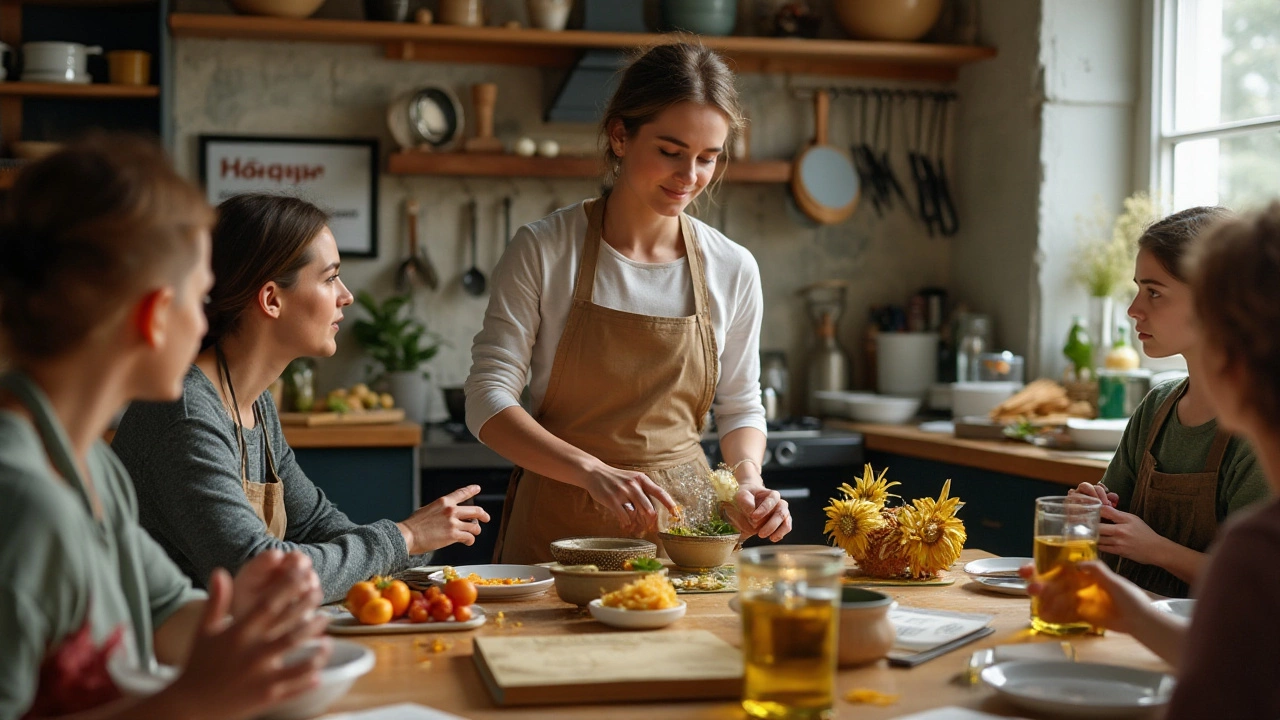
823, 464, 967, 579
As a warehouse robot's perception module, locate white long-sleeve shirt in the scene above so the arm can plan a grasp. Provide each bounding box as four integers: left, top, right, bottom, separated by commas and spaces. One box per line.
465, 201, 767, 443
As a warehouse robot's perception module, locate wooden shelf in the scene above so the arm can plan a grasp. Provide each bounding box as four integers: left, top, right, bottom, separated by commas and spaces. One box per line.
169, 14, 996, 81
0, 82, 160, 99
387, 151, 792, 183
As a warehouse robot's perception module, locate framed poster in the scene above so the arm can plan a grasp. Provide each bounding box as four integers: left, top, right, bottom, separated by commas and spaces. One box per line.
198, 135, 379, 258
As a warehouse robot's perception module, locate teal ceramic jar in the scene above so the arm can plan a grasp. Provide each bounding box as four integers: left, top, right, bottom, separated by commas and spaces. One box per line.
661, 0, 739, 36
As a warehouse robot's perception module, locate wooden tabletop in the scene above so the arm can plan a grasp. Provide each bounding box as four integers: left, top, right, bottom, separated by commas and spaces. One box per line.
829, 421, 1109, 488
103, 421, 422, 449
327, 550, 1165, 719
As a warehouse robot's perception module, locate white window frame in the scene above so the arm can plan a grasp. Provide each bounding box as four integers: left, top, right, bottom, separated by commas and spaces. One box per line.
1145, 0, 1280, 208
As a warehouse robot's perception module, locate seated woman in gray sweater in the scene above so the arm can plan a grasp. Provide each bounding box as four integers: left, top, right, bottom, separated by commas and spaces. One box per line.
113, 193, 489, 603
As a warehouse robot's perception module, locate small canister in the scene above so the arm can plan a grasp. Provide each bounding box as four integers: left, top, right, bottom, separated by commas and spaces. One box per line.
1097, 369, 1152, 419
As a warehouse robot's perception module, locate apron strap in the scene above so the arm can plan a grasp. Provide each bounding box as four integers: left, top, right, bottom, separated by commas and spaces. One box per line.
679, 212, 710, 318
1202, 429, 1232, 474
1142, 378, 1188, 456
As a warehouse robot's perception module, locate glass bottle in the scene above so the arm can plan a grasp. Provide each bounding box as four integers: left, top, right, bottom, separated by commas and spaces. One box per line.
956, 316, 989, 383
284, 358, 316, 412
1063, 316, 1094, 380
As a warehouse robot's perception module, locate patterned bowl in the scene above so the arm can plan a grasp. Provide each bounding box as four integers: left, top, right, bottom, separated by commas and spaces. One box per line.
548, 537, 657, 571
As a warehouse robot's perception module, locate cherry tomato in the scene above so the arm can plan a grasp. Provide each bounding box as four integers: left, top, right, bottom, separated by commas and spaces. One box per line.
357, 597, 394, 625
345, 581, 380, 616
379, 579, 412, 618
429, 596, 454, 622
453, 605, 473, 623
424, 586, 444, 602
408, 603, 431, 624
444, 578, 478, 608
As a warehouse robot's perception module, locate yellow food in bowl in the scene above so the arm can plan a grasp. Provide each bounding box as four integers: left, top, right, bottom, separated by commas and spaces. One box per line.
600, 573, 679, 610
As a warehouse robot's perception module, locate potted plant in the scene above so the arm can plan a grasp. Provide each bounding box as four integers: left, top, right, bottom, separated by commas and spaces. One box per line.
351, 291, 442, 424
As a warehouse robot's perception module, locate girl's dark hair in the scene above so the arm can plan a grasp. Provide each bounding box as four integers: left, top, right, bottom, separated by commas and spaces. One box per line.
1187, 201, 1280, 430
601, 41, 745, 184
202, 193, 329, 350
1139, 205, 1234, 281
0, 133, 213, 360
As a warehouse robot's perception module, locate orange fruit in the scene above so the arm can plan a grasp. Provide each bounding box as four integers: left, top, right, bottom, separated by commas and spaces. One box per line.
379, 578, 412, 618
357, 597, 394, 625
429, 596, 454, 622
443, 578, 478, 609
453, 605, 473, 623
345, 581, 380, 616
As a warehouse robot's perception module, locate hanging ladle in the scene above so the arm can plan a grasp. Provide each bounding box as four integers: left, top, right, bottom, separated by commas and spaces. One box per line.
461, 199, 487, 296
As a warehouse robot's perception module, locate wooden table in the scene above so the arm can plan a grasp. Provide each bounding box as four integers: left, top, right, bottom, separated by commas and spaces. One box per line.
326, 550, 1167, 719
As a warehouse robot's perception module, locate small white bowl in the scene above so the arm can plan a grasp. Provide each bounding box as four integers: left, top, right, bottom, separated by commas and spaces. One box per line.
846, 395, 921, 424
110, 639, 374, 720
1067, 418, 1129, 451
587, 599, 687, 629
951, 381, 1022, 419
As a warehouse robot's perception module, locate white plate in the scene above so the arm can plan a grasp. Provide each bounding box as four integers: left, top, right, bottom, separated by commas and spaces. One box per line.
588, 598, 686, 629
1067, 418, 1129, 451
972, 576, 1029, 596
982, 660, 1175, 718
326, 605, 486, 634
1152, 598, 1194, 619
427, 564, 553, 600
963, 557, 1031, 578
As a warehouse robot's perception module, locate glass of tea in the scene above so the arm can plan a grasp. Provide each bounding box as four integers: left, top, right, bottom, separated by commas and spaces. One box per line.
738, 546, 845, 720
1031, 495, 1105, 635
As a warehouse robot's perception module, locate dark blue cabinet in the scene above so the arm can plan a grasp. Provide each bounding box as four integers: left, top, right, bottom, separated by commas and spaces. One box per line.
294, 447, 418, 526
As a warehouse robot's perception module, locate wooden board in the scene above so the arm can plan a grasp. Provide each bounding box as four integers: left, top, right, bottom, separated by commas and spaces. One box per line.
472, 630, 742, 706
277, 409, 405, 426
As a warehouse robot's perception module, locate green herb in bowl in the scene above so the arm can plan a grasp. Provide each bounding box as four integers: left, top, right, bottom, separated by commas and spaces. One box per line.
666, 516, 737, 537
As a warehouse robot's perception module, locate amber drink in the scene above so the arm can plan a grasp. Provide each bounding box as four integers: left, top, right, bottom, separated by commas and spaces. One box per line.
738, 547, 844, 720
1031, 495, 1103, 635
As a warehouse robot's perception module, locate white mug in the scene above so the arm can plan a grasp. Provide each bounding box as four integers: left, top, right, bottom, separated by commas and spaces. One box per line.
22, 42, 102, 83
0, 42, 10, 81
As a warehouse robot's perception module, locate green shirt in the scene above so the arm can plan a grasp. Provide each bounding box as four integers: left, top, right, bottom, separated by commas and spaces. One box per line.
0, 372, 202, 720
1101, 379, 1270, 522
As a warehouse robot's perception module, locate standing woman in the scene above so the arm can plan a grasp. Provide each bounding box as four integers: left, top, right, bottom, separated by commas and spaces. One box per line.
1072, 206, 1268, 598
465, 42, 791, 564
113, 193, 489, 604
0, 137, 329, 719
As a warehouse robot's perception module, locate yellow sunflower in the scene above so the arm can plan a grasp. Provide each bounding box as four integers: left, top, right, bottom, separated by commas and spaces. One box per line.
824, 496, 885, 560
896, 479, 966, 578
837, 464, 902, 508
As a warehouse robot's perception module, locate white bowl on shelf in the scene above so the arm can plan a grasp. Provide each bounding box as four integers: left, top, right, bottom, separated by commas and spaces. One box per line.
951, 381, 1022, 419
846, 395, 921, 424
1066, 418, 1129, 451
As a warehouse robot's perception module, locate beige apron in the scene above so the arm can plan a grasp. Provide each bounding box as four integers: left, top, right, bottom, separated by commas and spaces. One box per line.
218, 348, 288, 541
492, 197, 719, 564
1109, 380, 1228, 598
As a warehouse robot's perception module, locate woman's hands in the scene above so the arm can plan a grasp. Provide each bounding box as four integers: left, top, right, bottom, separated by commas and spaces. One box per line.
1069, 481, 1119, 508
1021, 559, 1150, 634
723, 463, 791, 542
577, 459, 680, 535
398, 485, 492, 555
164, 555, 329, 720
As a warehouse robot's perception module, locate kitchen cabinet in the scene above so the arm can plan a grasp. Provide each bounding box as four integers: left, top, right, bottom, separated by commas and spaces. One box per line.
287, 422, 422, 526
865, 450, 1065, 558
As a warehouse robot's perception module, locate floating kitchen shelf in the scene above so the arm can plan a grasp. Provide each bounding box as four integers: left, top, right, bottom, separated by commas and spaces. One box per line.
0, 81, 160, 99
387, 151, 792, 183
168, 14, 996, 81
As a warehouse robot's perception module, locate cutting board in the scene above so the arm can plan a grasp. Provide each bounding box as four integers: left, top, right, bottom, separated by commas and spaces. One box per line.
472, 630, 743, 706
277, 409, 406, 426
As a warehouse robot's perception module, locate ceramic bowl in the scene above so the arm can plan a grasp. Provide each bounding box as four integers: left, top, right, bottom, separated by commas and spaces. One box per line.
845, 395, 921, 424
110, 639, 374, 720
550, 565, 666, 606
549, 536, 657, 571
229, 0, 324, 18
832, 0, 944, 41
952, 381, 1022, 419
838, 587, 897, 667
1066, 418, 1129, 451
659, 532, 738, 572
661, 0, 738, 36
588, 599, 687, 629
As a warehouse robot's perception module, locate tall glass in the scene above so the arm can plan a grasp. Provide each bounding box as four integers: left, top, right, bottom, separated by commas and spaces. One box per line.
1031, 495, 1104, 635
738, 546, 844, 720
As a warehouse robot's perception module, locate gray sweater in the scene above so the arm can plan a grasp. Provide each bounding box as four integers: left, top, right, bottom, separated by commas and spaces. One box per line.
113, 366, 415, 603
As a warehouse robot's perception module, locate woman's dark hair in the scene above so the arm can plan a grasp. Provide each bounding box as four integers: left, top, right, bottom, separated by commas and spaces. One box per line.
601, 41, 744, 185
202, 193, 329, 350
0, 133, 213, 360
1187, 201, 1280, 429
1139, 205, 1234, 281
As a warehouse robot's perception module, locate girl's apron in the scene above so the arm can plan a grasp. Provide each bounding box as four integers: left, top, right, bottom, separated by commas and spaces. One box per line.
492, 198, 719, 564
1109, 380, 1228, 598
236, 400, 288, 541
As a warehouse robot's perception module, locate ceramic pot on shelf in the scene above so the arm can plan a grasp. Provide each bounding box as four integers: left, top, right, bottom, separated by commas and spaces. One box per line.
832, 0, 944, 41
527, 0, 572, 30
660, 0, 738, 37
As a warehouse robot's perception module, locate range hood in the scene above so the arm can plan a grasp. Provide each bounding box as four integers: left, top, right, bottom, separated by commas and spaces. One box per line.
544, 0, 646, 123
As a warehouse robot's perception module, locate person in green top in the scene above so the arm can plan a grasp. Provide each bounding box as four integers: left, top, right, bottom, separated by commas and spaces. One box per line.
1073, 206, 1270, 598
0, 136, 331, 719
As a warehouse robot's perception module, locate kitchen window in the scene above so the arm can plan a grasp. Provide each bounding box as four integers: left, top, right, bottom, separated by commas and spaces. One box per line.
1148, 0, 1280, 211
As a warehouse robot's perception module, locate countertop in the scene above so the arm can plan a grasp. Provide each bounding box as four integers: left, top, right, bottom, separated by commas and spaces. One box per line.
102, 421, 423, 449
827, 420, 1109, 487
327, 549, 1165, 719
